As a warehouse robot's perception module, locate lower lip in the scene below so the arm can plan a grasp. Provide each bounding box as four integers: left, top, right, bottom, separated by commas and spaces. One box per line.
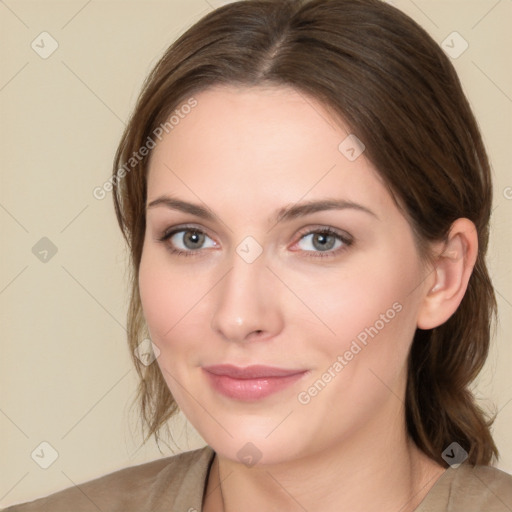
203, 370, 308, 401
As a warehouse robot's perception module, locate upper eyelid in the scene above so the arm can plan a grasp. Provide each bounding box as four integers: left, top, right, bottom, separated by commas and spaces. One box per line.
295, 225, 351, 238
161, 223, 214, 237
159, 223, 348, 236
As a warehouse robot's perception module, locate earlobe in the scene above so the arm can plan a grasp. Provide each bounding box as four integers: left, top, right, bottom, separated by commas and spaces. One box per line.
416, 218, 478, 330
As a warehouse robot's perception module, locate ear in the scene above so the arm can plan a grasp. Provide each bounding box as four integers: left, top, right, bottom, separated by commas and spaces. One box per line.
416, 218, 478, 330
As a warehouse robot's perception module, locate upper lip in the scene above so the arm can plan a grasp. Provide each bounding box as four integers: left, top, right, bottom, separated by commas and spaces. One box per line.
202, 364, 307, 379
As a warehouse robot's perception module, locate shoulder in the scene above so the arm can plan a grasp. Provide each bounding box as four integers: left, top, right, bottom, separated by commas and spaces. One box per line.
417, 462, 512, 512
1, 445, 215, 512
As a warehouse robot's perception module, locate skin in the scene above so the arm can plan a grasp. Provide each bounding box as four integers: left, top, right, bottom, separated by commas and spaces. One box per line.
139, 85, 478, 512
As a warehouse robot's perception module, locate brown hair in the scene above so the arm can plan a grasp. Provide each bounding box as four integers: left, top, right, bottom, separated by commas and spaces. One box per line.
112, 0, 498, 465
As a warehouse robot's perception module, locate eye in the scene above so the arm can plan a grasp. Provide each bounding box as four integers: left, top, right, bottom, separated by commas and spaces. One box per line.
158, 226, 217, 255
294, 227, 352, 257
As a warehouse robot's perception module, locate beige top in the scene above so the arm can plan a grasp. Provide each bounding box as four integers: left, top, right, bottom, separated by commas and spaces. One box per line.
2, 446, 512, 511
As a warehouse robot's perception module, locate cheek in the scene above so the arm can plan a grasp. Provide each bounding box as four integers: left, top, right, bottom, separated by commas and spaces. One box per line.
306, 245, 422, 363
138, 250, 204, 404
138, 248, 193, 344
292, 253, 422, 428
139, 262, 170, 340
138, 245, 218, 378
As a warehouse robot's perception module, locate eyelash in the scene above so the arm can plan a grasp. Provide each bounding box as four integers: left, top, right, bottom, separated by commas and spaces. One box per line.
157, 225, 353, 259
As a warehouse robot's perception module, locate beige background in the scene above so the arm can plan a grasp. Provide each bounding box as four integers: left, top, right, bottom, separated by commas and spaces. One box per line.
1, 0, 511, 507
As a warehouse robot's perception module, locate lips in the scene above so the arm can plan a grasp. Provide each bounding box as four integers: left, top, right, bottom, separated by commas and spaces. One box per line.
202, 364, 306, 379
202, 364, 309, 401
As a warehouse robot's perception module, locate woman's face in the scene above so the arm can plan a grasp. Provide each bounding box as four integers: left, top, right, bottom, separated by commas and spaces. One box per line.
139, 85, 432, 465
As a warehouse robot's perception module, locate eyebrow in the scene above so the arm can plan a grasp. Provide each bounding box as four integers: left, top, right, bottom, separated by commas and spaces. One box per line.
146, 196, 378, 223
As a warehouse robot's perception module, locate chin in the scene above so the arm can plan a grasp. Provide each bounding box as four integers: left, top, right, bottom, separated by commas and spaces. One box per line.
212, 439, 303, 467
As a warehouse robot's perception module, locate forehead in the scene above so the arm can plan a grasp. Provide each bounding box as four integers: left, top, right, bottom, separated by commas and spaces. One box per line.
146, 85, 393, 218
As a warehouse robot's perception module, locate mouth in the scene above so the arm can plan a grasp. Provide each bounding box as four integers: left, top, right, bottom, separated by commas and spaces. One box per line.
202, 364, 309, 401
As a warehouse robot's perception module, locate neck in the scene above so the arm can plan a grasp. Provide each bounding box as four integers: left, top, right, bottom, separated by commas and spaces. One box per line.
203, 413, 446, 512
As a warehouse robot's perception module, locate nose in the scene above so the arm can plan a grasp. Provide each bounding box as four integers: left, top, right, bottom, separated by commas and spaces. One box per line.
210, 252, 284, 343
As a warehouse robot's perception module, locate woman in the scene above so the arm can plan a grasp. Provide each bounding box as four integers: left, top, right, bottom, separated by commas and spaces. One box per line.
4, 0, 512, 510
